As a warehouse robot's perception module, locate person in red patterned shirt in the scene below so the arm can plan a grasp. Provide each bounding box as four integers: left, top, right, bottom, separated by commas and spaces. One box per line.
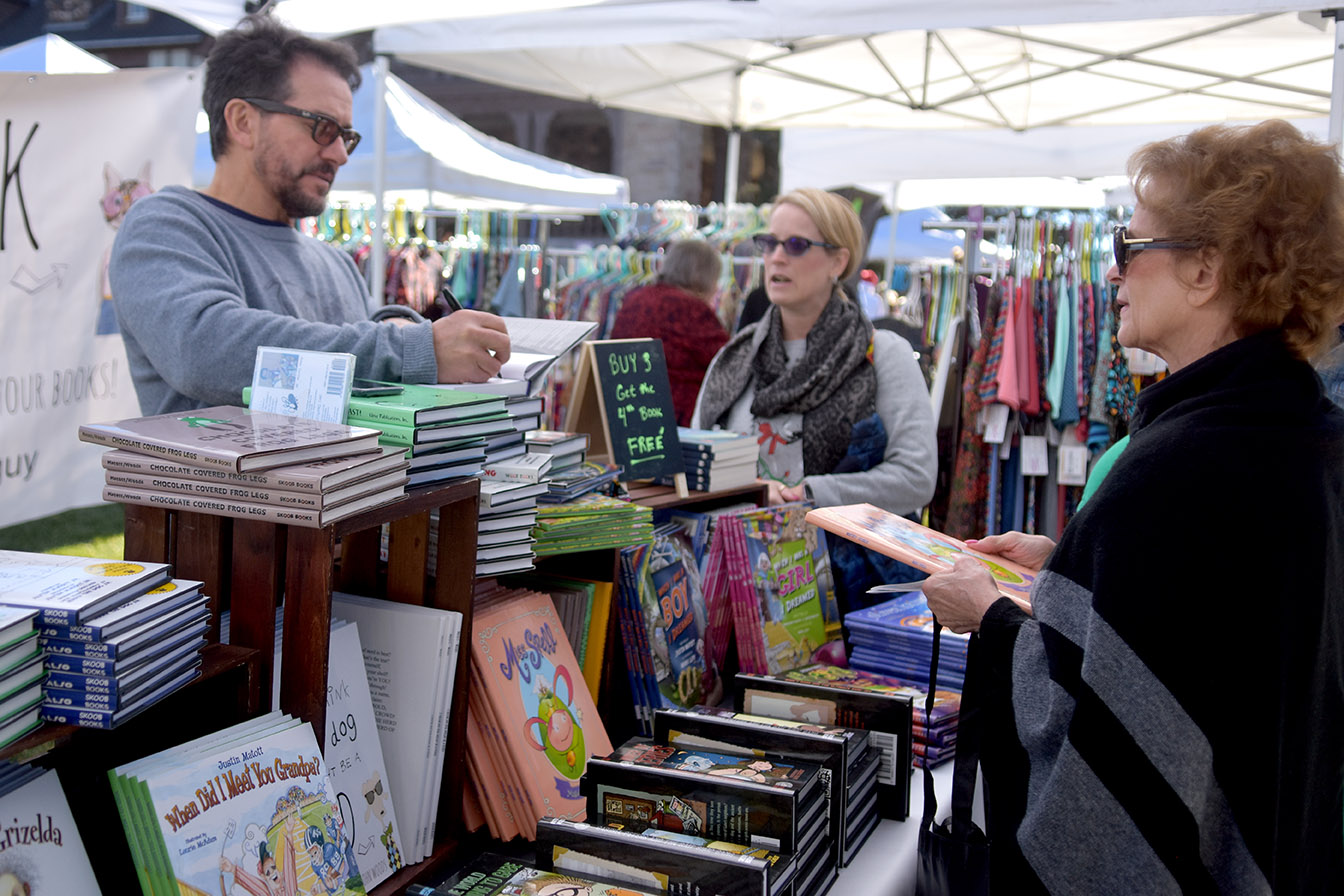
611, 239, 729, 426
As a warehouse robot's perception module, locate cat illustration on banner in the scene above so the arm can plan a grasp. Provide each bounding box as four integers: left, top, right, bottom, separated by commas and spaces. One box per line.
98, 160, 153, 336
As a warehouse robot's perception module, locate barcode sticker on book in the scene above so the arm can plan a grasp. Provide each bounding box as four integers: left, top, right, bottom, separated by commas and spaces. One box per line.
249, 345, 354, 424
869, 731, 898, 785
326, 355, 349, 395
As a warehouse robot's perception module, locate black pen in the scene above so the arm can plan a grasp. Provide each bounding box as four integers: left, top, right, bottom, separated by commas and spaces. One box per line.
440, 285, 463, 314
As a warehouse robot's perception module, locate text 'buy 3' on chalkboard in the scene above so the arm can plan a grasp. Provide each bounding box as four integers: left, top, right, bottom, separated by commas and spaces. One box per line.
565, 339, 686, 490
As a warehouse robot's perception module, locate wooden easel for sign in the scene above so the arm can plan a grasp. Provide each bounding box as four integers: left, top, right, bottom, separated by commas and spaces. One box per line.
566, 339, 688, 497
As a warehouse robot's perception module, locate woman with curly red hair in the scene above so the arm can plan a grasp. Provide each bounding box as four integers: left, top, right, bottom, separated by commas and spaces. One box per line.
924, 119, 1344, 893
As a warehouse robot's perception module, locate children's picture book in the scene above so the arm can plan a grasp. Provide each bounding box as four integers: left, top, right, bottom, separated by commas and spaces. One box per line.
117, 716, 366, 896
35, 578, 202, 643
471, 589, 614, 829
102, 480, 404, 529
726, 504, 834, 675
343, 381, 507, 427
415, 851, 661, 896
0, 550, 171, 625
249, 345, 355, 424
324, 620, 405, 889
806, 503, 1035, 598
0, 767, 101, 892
79, 405, 381, 473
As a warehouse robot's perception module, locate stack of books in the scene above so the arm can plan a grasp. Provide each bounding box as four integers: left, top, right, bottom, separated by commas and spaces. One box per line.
339, 380, 511, 489
536, 815, 796, 896
533, 493, 654, 556
736, 663, 926, 816
542, 460, 623, 503
81, 405, 405, 527
410, 852, 664, 896
664, 427, 759, 492
614, 523, 715, 735
526, 429, 589, 474
583, 737, 836, 896
0, 606, 42, 747
844, 591, 970, 692
0, 550, 210, 730
109, 712, 359, 894
653, 704, 882, 868
462, 583, 613, 842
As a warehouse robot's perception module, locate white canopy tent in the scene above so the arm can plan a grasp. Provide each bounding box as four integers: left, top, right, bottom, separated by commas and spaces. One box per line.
0, 33, 116, 72
193, 63, 630, 211
372, 1, 1341, 201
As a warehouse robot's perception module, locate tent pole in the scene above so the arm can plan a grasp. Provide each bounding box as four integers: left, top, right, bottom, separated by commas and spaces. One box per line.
1331, 11, 1344, 153
884, 181, 901, 287
369, 54, 390, 312
724, 69, 743, 206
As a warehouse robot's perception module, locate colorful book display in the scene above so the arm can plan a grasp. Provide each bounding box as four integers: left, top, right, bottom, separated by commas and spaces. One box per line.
110, 713, 365, 896
408, 851, 660, 896
735, 663, 921, 819
844, 591, 971, 694
465, 584, 613, 840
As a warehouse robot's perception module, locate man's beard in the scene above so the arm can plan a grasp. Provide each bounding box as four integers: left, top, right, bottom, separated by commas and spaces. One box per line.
255, 148, 334, 220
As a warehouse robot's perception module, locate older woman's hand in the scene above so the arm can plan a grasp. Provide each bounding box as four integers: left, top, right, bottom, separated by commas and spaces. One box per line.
923, 558, 1006, 634
965, 531, 1056, 572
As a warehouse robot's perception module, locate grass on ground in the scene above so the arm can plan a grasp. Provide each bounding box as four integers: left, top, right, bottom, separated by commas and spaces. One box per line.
0, 504, 125, 559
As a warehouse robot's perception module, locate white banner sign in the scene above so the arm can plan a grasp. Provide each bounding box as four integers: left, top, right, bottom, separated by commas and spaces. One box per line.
0, 67, 198, 529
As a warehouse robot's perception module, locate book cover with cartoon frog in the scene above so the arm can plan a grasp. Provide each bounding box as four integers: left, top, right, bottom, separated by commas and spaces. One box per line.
138, 719, 365, 896
472, 590, 613, 826
734, 504, 833, 674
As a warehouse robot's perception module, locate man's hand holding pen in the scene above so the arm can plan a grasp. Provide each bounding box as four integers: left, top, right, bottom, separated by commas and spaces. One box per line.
431, 286, 511, 383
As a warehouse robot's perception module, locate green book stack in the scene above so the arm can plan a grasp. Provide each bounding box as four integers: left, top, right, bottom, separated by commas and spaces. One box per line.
533, 493, 654, 556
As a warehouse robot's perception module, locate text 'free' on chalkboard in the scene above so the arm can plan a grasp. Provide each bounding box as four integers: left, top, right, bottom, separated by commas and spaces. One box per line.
565, 338, 686, 487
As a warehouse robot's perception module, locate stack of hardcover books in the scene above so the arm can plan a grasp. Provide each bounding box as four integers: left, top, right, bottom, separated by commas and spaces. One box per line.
109, 712, 360, 895
615, 523, 716, 735
661, 427, 759, 492
0, 550, 210, 731
81, 405, 406, 527
0, 605, 43, 747
525, 429, 589, 474
410, 852, 663, 896
583, 737, 836, 896
462, 583, 613, 842
654, 704, 882, 868
735, 663, 920, 819
533, 493, 654, 557
541, 460, 623, 503
536, 815, 796, 896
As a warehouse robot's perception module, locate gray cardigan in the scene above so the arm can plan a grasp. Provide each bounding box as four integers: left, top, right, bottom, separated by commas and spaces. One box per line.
690, 324, 937, 515
109, 186, 437, 415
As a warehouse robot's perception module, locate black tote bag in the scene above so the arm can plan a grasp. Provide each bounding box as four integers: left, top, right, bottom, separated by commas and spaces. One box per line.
914, 618, 991, 896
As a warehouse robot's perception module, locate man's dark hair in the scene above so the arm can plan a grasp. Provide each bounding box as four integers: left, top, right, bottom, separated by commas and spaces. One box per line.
203, 14, 361, 161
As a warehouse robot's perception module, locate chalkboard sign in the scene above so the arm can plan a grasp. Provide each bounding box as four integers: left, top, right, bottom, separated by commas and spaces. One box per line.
565, 338, 686, 488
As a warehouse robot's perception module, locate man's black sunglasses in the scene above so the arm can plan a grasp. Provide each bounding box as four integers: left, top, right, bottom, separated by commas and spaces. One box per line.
241, 97, 361, 154
752, 233, 839, 257
1112, 225, 1198, 276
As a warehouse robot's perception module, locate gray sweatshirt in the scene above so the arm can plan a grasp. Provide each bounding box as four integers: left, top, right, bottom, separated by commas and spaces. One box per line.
109, 186, 437, 415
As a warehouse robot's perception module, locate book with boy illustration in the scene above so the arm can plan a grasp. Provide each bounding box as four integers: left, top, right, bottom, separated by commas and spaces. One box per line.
110, 713, 366, 896
805, 503, 1035, 598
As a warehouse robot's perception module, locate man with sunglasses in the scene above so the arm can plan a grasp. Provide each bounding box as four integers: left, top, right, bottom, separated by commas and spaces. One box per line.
109, 14, 510, 416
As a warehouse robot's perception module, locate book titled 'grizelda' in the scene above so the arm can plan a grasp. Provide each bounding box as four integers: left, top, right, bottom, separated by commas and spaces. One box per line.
79, 405, 381, 473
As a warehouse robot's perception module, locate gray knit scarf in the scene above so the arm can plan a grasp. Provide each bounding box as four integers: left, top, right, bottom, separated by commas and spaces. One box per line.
699, 293, 877, 475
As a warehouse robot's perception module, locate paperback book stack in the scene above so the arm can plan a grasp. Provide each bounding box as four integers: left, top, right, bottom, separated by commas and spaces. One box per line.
526, 429, 589, 476
654, 704, 882, 868
110, 712, 364, 896
583, 737, 836, 896
338, 380, 512, 489
709, 503, 840, 677
82, 405, 405, 527
331, 592, 462, 867
534, 492, 654, 556
474, 452, 557, 575
0, 762, 101, 891
614, 524, 716, 736
541, 460, 623, 503
844, 591, 970, 693
0, 550, 211, 730
462, 583, 613, 842
660, 427, 759, 493
536, 815, 796, 896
